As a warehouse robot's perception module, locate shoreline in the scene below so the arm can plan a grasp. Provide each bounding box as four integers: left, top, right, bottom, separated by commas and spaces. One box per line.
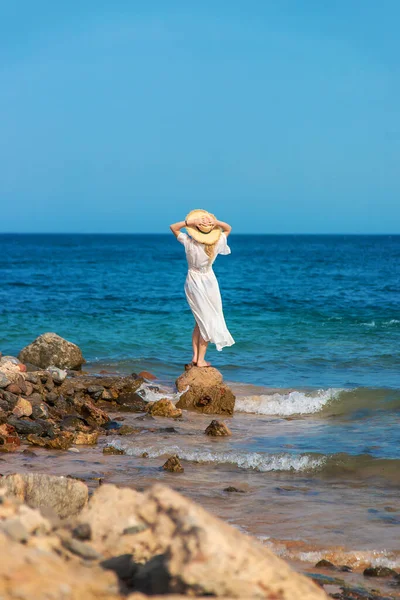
1, 342, 400, 598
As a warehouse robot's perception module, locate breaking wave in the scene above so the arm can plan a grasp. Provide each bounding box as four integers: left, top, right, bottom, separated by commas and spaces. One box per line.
107, 440, 325, 473
235, 388, 342, 416
234, 387, 400, 417
107, 439, 400, 484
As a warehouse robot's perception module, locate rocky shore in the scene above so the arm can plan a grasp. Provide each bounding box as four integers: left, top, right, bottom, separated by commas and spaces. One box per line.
0, 333, 237, 455
0, 334, 399, 600
0, 472, 329, 600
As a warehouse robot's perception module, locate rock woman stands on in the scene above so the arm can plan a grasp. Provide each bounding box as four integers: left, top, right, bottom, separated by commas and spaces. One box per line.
170, 209, 235, 367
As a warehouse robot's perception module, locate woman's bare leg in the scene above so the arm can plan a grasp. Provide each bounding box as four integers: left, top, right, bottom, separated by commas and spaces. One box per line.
197, 332, 210, 367
192, 324, 200, 364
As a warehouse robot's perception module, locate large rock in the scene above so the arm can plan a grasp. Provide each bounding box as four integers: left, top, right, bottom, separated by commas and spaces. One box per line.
0, 531, 121, 600
176, 367, 235, 415
176, 366, 223, 391
80, 483, 326, 599
147, 399, 182, 418
0, 473, 88, 518
18, 333, 85, 370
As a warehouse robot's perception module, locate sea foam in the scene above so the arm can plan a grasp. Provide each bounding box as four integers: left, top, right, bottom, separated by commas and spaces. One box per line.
107, 440, 325, 472
235, 388, 342, 416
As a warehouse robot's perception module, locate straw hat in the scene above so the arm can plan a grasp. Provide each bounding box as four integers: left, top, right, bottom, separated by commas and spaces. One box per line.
185, 209, 221, 245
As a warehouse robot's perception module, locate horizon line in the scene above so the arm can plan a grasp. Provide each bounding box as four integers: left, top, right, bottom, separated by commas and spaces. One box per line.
0, 232, 399, 236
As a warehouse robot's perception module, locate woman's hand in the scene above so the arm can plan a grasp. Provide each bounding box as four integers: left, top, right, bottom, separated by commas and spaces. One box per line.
196, 215, 216, 228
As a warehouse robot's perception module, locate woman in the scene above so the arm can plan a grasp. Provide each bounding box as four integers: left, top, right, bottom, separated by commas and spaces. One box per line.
170, 209, 235, 367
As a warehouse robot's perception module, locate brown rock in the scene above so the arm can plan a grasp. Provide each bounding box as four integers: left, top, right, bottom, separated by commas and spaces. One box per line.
115, 391, 147, 412
80, 400, 110, 426
0, 473, 88, 518
18, 332, 85, 370
138, 371, 157, 380
176, 366, 223, 392
26, 431, 74, 450
5, 383, 22, 395
162, 455, 184, 473
177, 384, 235, 416
101, 389, 118, 401
24, 381, 33, 396
103, 446, 125, 455
363, 566, 398, 577
205, 419, 232, 436
147, 399, 182, 418
12, 397, 33, 418
74, 431, 99, 445
223, 486, 246, 493
0, 434, 20, 452
175, 367, 235, 416
118, 425, 141, 435
0, 423, 16, 436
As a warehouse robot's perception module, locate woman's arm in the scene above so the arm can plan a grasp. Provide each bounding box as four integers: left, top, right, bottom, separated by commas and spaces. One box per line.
169, 216, 203, 238
170, 216, 232, 238
215, 220, 232, 237
169, 221, 186, 238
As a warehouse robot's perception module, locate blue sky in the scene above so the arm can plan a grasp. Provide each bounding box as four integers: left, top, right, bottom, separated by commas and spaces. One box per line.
1, 1, 399, 233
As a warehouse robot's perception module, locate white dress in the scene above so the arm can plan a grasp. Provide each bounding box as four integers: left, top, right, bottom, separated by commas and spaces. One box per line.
177, 231, 235, 351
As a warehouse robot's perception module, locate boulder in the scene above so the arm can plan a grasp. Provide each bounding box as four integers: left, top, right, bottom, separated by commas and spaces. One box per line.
0, 473, 88, 518
205, 419, 232, 436
176, 366, 223, 392
18, 333, 85, 370
175, 367, 235, 416
79, 483, 326, 599
147, 399, 182, 418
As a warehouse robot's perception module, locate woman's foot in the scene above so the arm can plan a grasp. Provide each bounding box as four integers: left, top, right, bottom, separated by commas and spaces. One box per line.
196, 360, 211, 368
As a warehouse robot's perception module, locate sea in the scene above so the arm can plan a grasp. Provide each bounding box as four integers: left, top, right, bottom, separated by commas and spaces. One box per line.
1, 233, 400, 576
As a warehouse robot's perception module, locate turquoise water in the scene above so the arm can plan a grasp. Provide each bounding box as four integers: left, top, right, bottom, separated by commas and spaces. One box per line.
2, 233, 400, 560
1, 233, 399, 387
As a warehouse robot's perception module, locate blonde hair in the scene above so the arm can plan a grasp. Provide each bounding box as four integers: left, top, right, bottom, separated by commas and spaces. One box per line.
204, 241, 218, 263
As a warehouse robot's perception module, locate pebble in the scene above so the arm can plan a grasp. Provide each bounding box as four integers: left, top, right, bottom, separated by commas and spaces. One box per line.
223, 486, 246, 493
363, 566, 398, 578
103, 446, 125, 455
315, 559, 337, 570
